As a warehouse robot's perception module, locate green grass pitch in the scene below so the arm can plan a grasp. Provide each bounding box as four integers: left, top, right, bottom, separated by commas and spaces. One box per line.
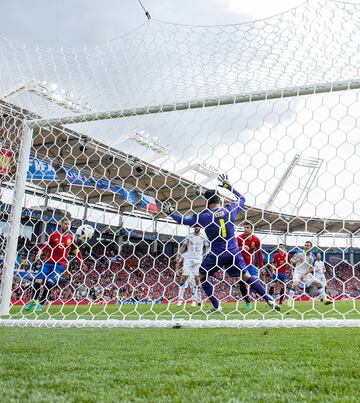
1, 301, 360, 402
0, 327, 359, 402
6, 299, 360, 321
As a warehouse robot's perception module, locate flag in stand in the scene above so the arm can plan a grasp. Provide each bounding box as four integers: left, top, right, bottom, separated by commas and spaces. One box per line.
0, 148, 13, 176
139, 194, 158, 214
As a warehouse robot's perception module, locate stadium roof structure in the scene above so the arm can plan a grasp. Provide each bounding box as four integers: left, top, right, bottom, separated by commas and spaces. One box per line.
1, 100, 360, 237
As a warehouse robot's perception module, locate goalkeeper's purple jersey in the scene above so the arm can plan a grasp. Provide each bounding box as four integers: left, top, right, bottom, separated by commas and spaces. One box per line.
170, 188, 245, 255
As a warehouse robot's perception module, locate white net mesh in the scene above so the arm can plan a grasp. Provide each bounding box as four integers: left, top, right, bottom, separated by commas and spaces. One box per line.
1, 0, 360, 327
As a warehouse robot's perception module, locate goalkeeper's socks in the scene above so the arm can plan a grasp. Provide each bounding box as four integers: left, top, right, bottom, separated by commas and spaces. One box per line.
269, 286, 275, 296
246, 276, 272, 303
239, 281, 251, 304
178, 282, 186, 300
201, 279, 219, 309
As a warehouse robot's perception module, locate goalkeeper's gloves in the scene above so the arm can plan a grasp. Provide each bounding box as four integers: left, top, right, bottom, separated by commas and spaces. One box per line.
218, 173, 232, 189
162, 201, 175, 215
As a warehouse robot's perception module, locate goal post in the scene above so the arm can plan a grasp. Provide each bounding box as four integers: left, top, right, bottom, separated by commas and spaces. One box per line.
0, 123, 33, 315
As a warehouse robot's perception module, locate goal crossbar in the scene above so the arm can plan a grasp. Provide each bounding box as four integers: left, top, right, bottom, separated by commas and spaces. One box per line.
29, 79, 360, 128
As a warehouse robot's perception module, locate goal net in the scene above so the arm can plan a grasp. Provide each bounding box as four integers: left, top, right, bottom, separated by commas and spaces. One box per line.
0, 0, 360, 327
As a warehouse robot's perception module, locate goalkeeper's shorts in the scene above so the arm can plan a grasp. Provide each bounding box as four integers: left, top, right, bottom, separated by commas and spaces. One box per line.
200, 251, 245, 278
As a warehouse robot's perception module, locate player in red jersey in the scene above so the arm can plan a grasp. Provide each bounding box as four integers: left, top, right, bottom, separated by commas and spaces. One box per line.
236, 222, 264, 309
24, 217, 85, 313
268, 243, 289, 304
237, 222, 264, 275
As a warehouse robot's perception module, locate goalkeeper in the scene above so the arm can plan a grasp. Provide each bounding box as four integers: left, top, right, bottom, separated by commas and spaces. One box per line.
163, 174, 280, 312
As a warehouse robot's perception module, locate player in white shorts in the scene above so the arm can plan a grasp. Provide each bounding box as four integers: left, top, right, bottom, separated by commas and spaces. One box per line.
314, 253, 327, 288
175, 227, 209, 307
287, 240, 331, 307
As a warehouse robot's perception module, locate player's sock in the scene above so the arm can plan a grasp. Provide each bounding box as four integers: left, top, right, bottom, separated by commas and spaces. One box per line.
201, 279, 219, 309
239, 281, 251, 304
178, 282, 186, 300
245, 276, 273, 302
191, 283, 199, 301
32, 282, 42, 301
288, 288, 295, 301
317, 286, 326, 300
279, 288, 285, 304
269, 286, 274, 296
39, 285, 50, 305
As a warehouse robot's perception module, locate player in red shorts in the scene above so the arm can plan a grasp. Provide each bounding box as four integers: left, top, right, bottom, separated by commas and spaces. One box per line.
268, 243, 289, 304
236, 222, 264, 309
24, 217, 85, 313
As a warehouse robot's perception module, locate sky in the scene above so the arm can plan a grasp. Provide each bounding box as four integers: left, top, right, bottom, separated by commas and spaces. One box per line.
0, 0, 304, 45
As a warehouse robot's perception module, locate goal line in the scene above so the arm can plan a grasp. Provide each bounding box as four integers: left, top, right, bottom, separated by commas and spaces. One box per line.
1, 319, 360, 328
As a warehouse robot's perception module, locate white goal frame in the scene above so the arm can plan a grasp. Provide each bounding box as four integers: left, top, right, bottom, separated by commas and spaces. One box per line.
1, 79, 360, 328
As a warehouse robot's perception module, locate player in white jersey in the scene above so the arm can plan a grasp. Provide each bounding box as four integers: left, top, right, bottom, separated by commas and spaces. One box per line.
314, 253, 327, 288
287, 241, 331, 307
175, 227, 209, 307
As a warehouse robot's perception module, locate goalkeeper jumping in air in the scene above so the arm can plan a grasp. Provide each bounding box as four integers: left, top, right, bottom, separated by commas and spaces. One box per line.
163, 174, 280, 313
